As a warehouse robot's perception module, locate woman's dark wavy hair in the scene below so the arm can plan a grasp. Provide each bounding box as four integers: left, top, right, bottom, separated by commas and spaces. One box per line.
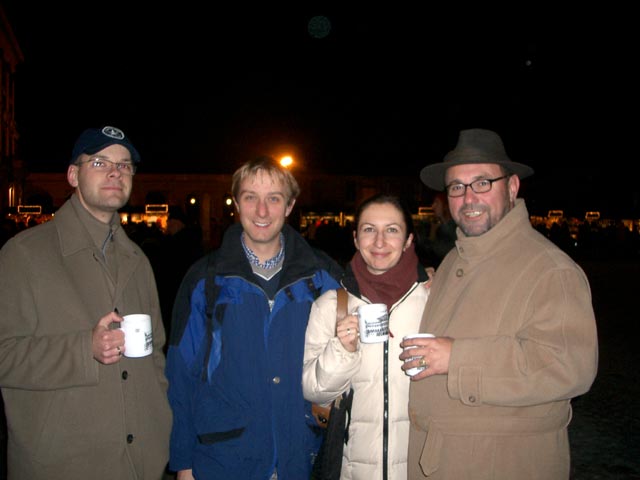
353, 193, 415, 240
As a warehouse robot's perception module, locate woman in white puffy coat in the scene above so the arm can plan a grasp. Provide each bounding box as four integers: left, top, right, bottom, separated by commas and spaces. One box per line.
303, 194, 432, 480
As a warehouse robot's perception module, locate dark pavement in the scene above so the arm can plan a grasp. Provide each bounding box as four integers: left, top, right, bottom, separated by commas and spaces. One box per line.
0, 258, 638, 479
569, 259, 640, 479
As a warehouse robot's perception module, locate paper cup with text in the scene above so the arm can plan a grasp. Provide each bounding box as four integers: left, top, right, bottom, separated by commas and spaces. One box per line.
120, 314, 153, 358
403, 333, 435, 376
355, 303, 389, 344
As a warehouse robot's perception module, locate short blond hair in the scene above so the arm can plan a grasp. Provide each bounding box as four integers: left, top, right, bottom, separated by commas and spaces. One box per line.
231, 156, 300, 206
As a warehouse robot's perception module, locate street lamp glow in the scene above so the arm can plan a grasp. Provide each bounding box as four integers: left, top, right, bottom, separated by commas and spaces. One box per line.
280, 156, 293, 168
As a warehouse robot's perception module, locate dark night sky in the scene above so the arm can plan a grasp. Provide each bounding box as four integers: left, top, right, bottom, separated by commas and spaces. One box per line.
2, 4, 637, 217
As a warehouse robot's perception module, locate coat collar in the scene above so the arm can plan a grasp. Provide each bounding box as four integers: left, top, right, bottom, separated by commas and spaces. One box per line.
215, 222, 331, 286
54, 195, 140, 260
454, 199, 531, 261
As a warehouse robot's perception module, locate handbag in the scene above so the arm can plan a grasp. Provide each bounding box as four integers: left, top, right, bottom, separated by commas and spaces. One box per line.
311, 288, 354, 480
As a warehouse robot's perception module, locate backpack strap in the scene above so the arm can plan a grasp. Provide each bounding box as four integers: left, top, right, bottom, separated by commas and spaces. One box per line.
202, 255, 222, 381
204, 254, 219, 322
307, 277, 321, 300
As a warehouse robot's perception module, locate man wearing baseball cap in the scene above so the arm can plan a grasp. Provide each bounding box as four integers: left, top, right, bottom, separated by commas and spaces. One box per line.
0, 126, 172, 479
71, 125, 142, 164
400, 128, 598, 479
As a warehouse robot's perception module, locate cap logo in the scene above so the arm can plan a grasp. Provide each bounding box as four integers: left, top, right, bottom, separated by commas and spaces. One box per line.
101, 126, 125, 140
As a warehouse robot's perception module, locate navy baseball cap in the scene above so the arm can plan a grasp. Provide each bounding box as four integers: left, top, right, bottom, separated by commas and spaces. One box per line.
71, 126, 141, 164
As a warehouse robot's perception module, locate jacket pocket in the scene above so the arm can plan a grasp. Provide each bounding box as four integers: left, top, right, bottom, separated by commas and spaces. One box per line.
193, 382, 249, 443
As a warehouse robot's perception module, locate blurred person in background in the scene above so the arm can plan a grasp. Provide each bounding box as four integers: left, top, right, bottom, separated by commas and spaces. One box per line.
153, 206, 203, 343
421, 193, 456, 268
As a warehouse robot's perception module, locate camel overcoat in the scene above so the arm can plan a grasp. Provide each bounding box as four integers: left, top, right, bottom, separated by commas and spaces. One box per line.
407, 200, 598, 480
0, 196, 172, 480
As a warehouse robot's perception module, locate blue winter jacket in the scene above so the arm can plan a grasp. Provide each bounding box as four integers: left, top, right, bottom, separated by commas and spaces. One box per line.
166, 223, 343, 479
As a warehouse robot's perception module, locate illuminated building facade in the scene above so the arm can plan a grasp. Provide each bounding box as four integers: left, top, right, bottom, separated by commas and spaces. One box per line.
0, 5, 23, 215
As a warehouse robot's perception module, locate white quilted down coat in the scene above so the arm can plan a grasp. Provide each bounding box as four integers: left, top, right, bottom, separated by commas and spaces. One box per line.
303, 270, 430, 480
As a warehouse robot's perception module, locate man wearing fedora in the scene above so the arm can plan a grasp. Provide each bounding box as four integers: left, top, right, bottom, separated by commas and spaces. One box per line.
400, 128, 598, 479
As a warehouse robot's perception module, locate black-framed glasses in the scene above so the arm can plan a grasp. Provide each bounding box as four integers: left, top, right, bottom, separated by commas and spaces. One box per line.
445, 174, 511, 197
445, 174, 510, 197
76, 157, 137, 176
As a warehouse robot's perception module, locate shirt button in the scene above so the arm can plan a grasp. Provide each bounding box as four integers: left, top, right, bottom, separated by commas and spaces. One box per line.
468, 395, 476, 403
121, 371, 128, 380
127, 434, 134, 444
456, 269, 464, 277
272, 377, 281, 384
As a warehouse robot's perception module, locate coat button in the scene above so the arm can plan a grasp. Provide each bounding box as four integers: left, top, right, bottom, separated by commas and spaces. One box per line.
127, 434, 134, 444
456, 268, 464, 277
122, 371, 128, 380
468, 395, 476, 403
272, 377, 281, 384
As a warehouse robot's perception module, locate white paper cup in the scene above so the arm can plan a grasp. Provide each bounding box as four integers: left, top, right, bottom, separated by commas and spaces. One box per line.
403, 333, 435, 376
356, 303, 389, 343
120, 314, 153, 358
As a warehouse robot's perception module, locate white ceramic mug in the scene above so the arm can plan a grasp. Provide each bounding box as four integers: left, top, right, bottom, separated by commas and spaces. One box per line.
403, 333, 435, 376
356, 303, 389, 343
120, 314, 153, 358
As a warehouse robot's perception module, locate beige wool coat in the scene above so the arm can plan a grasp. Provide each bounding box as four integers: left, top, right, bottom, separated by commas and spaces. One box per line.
0, 196, 172, 480
407, 200, 598, 480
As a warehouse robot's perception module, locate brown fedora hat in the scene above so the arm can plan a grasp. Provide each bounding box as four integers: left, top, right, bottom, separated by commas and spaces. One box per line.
420, 128, 534, 191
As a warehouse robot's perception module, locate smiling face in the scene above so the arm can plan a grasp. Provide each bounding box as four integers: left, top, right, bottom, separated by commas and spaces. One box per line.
445, 163, 519, 237
354, 201, 414, 275
234, 169, 295, 260
67, 144, 134, 223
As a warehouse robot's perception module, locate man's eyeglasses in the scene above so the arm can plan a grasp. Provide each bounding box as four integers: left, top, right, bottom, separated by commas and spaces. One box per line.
445, 174, 510, 197
76, 157, 137, 176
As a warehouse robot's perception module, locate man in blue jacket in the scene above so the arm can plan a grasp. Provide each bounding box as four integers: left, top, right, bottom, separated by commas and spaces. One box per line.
166, 156, 343, 479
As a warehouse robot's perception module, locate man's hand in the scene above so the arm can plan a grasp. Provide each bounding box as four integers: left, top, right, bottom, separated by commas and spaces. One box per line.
177, 469, 195, 480
399, 335, 453, 380
92, 311, 125, 364
425, 266, 435, 288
